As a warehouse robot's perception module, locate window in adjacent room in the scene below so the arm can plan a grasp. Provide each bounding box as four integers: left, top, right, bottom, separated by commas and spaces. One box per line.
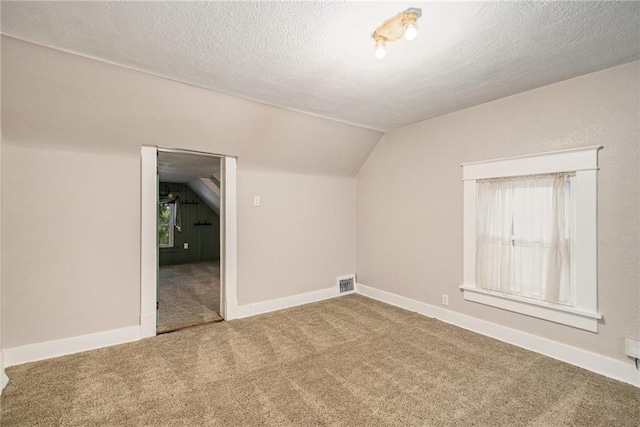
158, 202, 175, 248
460, 146, 602, 332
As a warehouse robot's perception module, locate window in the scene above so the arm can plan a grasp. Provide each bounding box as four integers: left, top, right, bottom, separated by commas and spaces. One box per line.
476, 173, 573, 304
158, 202, 175, 248
461, 146, 601, 332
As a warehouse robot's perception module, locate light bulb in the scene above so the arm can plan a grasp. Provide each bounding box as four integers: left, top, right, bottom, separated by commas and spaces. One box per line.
374, 41, 386, 60
404, 21, 418, 41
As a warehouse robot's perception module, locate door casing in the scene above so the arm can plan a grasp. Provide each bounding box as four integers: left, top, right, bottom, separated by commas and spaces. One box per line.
140, 146, 238, 337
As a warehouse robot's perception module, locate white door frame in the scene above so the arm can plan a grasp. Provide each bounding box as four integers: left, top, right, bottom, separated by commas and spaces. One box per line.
140, 146, 238, 338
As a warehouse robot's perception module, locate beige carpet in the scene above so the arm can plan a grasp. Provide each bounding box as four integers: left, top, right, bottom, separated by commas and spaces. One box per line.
157, 261, 222, 333
2, 295, 638, 426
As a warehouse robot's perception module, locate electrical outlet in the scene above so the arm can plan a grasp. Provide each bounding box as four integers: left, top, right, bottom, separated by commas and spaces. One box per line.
183, 242, 189, 250
441, 294, 449, 306
253, 196, 261, 207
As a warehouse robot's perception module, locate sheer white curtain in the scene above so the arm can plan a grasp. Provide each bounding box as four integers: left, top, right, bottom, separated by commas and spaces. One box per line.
475, 173, 570, 305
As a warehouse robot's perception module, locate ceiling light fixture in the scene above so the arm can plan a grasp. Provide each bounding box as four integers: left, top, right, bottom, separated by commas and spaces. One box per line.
374, 40, 387, 60
372, 8, 422, 59
404, 21, 418, 41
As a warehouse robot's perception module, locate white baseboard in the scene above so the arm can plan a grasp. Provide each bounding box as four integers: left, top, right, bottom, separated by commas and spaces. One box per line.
357, 283, 640, 387
356, 283, 443, 318
3, 325, 141, 368
1, 371, 8, 390
5, 284, 636, 388
234, 287, 339, 319
224, 298, 238, 320
1, 351, 8, 390
140, 311, 156, 339
0, 288, 341, 369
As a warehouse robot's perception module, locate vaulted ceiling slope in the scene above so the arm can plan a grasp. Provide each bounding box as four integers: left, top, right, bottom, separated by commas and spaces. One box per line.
3, 1, 639, 131
1, 37, 382, 176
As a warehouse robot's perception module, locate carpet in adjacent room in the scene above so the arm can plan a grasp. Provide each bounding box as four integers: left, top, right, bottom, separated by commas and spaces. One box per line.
157, 261, 222, 333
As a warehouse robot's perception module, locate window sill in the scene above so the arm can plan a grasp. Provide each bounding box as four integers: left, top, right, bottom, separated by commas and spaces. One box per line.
459, 285, 601, 332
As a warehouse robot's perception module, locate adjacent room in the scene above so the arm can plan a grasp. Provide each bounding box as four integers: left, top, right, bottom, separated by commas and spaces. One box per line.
157, 150, 223, 333
0, 1, 638, 425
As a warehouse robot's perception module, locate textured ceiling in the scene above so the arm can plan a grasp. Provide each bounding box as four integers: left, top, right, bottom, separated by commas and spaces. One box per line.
2, 1, 639, 131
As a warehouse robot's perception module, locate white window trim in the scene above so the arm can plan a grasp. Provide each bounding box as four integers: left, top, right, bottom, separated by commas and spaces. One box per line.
461, 146, 602, 332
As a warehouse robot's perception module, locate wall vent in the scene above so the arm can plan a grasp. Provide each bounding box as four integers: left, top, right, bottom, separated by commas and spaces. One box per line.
337, 274, 356, 294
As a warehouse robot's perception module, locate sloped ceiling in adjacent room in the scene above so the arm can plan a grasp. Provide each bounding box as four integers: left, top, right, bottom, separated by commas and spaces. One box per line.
158, 151, 221, 184
159, 151, 221, 214
2, 1, 639, 131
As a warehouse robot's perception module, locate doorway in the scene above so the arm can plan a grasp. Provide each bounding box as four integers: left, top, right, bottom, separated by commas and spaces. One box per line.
157, 151, 222, 333
140, 147, 238, 338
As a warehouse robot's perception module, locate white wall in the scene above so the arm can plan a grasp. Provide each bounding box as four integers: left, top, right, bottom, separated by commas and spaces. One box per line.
1, 37, 378, 349
356, 61, 639, 362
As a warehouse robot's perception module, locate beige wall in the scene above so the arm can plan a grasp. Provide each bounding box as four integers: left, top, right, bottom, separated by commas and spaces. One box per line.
2, 146, 358, 347
237, 170, 355, 305
1, 37, 374, 348
3, 145, 141, 347
356, 61, 639, 361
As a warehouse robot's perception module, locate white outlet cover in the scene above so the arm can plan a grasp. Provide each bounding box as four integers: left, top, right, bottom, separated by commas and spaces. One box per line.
183, 242, 189, 249
253, 196, 260, 207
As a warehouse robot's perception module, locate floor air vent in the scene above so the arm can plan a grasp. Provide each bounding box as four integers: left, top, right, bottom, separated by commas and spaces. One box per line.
337, 274, 356, 294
